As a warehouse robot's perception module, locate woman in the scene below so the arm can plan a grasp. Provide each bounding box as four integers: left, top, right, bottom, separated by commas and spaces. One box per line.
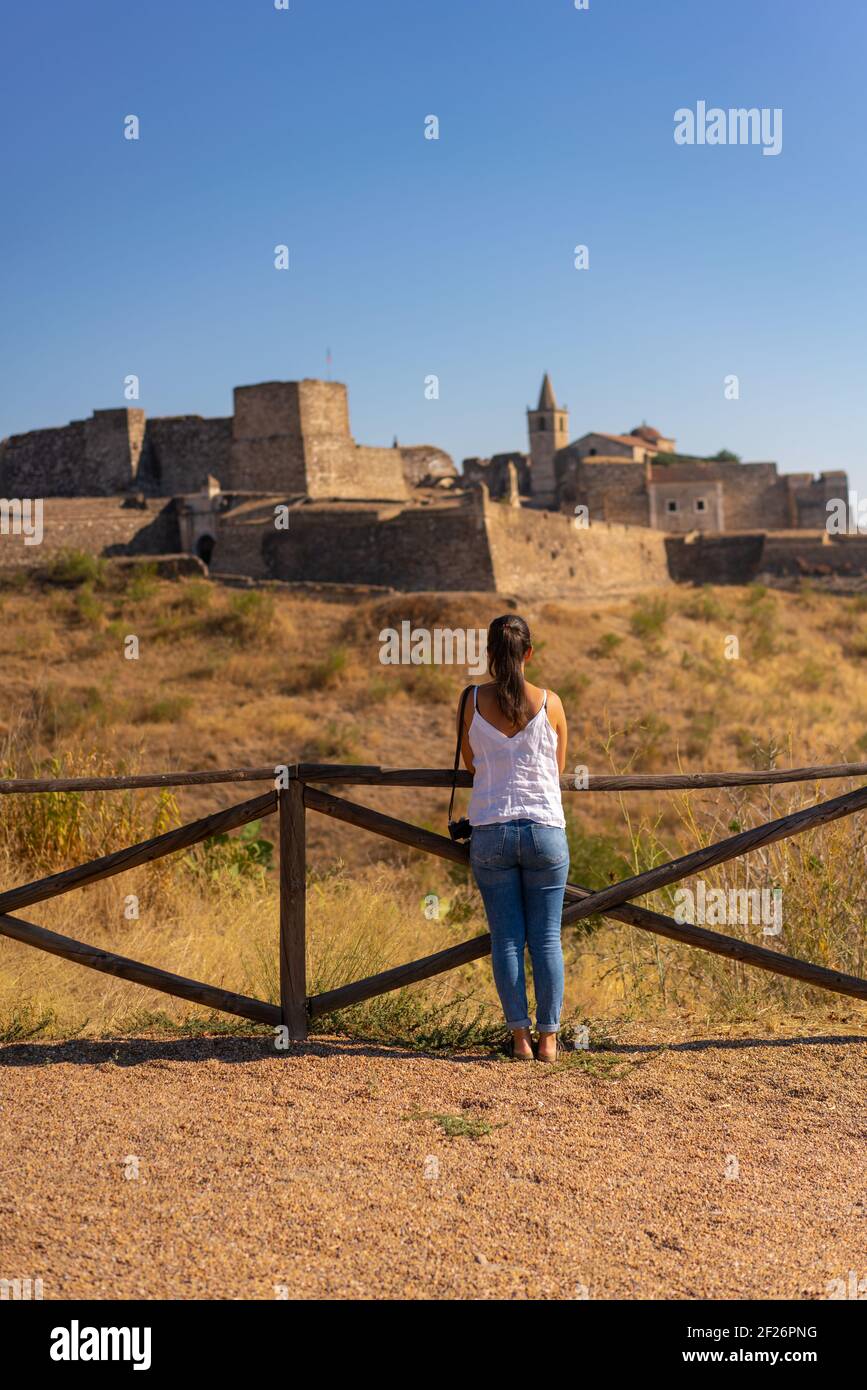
457, 615, 569, 1062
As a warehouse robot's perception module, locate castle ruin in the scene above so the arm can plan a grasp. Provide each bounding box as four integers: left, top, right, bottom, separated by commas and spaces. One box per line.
0, 379, 453, 503
0, 374, 862, 594
464, 374, 848, 535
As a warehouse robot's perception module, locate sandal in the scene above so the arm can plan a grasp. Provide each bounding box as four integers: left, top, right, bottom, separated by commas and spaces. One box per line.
509, 1036, 535, 1063
535, 1034, 560, 1064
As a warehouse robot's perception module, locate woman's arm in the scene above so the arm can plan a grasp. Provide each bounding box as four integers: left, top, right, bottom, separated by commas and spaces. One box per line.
548, 690, 568, 773
457, 688, 475, 773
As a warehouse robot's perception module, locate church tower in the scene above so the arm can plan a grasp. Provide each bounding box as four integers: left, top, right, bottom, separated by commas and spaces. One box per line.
527, 373, 569, 504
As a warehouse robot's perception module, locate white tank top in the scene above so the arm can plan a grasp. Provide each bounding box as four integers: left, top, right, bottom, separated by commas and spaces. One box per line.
468, 685, 565, 828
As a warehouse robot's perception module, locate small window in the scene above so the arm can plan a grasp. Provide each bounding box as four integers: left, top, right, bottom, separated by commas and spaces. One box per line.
538, 419, 546, 431
695, 498, 707, 513
666, 499, 678, 513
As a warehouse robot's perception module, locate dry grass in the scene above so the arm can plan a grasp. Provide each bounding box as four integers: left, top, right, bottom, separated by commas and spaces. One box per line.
2, 569, 867, 799
0, 568, 866, 1041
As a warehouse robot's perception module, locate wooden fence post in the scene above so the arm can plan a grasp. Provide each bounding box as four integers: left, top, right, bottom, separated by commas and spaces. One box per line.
279, 777, 308, 1041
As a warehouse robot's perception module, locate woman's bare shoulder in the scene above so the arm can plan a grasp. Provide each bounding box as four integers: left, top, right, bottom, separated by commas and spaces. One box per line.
470, 680, 496, 703
544, 688, 567, 718
456, 682, 480, 717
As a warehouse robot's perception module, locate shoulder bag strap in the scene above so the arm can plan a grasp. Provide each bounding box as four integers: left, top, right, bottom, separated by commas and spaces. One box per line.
449, 685, 473, 823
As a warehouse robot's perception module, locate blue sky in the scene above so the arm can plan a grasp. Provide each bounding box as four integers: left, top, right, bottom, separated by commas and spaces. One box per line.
2, 0, 866, 487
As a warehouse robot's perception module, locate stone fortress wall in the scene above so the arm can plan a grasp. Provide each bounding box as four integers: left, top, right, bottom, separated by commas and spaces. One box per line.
142, 416, 233, 496
0, 497, 178, 569
550, 454, 847, 534
482, 496, 669, 597
666, 530, 867, 585
0, 409, 147, 498
214, 488, 670, 598
0, 380, 441, 504
1, 373, 865, 595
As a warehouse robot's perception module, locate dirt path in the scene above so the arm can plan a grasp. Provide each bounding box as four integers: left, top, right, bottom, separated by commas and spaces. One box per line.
1, 1025, 865, 1300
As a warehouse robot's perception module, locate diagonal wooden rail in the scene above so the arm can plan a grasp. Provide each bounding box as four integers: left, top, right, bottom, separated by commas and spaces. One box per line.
303, 786, 867, 1016
0, 763, 865, 1045
0, 912, 280, 1025
0, 791, 277, 919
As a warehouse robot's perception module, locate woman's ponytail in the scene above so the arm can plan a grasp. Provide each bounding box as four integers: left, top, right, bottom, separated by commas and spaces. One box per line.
487, 615, 532, 728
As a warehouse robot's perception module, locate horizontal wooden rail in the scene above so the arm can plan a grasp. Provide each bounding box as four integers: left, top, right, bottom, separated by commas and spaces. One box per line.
1, 760, 867, 794
0, 913, 280, 1025
0, 768, 284, 794
295, 761, 867, 791
0, 791, 277, 918
561, 780, 867, 928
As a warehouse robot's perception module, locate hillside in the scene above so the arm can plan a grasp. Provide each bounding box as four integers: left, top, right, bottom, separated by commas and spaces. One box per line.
2, 564, 867, 830
0, 562, 866, 1040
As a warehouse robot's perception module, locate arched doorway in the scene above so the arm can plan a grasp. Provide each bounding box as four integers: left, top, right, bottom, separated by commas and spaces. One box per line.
196, 534, 215, 566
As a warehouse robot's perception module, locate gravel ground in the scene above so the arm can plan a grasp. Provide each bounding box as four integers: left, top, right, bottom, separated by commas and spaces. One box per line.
1, 1025, 865, 1301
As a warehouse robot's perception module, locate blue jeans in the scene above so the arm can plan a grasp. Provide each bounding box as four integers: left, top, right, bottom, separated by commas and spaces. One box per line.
470, 819, 570, 1032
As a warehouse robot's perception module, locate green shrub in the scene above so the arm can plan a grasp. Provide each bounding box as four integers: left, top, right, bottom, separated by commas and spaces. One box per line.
685, 708, 717, 758
0, 569, 29, 592
136, 695, 193, 724
563, 811, 632, 912
683, 586, 723, 622
74, 584, 103, 626
742, 586, 778, 658
631, 711, 670, 768
175, 580, 213, 614
150, 611, 188, 643
745, 583, 768, 604
590, 632, 623, 658
524, 637, 547, 670
629, 597, 669, 641
0, 751, 178, 873
309, 646, 348, 690
220, 590, 276, 644
798, 659, 825, 692
617, 657, 645, 685
0, 1000, 58, 1043
405, 1110, 501, 1139
358, 674, 392, 706
183, 820, 274, 886
398, 663, 453, 702
557, 673, 590, 709
125, 562, 159, 602
305, 720, 360, 761
33, 684, 114, 739
43, 549, 106, 588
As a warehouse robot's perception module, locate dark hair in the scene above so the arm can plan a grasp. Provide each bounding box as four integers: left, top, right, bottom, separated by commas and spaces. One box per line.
487, 615, 532, 728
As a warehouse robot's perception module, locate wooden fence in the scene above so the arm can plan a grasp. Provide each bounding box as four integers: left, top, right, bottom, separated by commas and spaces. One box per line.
1, 760, 867, 1041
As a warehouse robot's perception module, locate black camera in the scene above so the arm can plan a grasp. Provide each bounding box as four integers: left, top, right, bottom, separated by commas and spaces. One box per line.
448, 817, 472, 843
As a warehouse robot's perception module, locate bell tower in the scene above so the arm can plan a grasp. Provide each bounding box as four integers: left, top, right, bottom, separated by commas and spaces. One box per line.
527, 373, 569, 504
